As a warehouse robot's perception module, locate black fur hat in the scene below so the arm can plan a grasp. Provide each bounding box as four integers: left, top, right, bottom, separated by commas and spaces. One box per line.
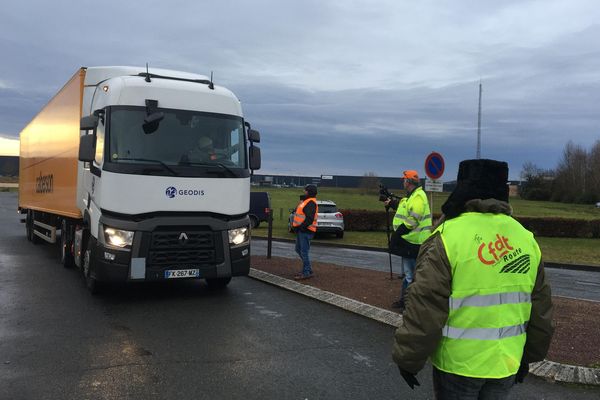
441, 159, 509, 219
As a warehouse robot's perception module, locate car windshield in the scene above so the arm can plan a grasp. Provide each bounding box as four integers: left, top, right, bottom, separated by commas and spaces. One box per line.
108, 107, 246, 168
318, 204, 338, 213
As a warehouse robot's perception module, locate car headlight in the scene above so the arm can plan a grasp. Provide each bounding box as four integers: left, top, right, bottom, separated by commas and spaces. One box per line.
103, 226, 134, 248
228, 226, 249, 246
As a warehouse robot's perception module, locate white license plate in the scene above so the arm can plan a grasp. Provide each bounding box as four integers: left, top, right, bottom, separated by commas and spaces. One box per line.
164, 269, 200, 279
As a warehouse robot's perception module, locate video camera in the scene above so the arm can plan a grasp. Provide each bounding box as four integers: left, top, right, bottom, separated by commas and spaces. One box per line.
378, 184, 401, 202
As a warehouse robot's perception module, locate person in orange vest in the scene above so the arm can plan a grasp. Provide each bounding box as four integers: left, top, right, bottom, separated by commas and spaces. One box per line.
291, 184, 318, 280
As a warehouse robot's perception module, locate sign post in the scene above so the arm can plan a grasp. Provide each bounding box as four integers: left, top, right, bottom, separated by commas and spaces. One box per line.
424, 152, 445, 221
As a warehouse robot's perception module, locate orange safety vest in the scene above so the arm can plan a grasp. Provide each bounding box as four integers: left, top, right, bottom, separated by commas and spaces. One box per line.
292, 198, 318, 232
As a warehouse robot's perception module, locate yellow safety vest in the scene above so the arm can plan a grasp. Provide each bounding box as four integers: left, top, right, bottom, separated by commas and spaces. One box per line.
292, 198, 318, 232
392, 186, 432, 244
431, 212, 541, 378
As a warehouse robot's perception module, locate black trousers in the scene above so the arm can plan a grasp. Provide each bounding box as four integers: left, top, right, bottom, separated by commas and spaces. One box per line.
432, 367, 515, 400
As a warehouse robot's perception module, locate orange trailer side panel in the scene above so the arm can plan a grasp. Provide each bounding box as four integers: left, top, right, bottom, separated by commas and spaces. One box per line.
18, 68, 86, 219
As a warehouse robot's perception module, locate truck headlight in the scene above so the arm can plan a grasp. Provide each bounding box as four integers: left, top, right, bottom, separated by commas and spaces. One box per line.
103, 226, 134, 248
228, 226, 249, 246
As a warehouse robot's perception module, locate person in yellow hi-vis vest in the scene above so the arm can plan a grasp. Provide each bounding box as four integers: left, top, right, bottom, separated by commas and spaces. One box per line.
384, 170, 432, 311
392, 159, 554, 399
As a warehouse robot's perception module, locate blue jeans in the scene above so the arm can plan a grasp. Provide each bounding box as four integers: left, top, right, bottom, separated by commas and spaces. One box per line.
402, 257, 416, 293
432, 367, 515, 400
295, 231, 314, 276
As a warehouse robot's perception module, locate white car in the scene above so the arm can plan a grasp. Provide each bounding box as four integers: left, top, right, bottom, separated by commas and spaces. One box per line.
289, 200, 345, 238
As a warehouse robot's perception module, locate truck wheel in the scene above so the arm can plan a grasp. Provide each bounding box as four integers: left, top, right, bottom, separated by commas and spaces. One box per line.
336, 231, 344, 238
206, 277, 231, 289
82, 236, 102, 295
249, 215, 259, 229
60, 219, 75, 268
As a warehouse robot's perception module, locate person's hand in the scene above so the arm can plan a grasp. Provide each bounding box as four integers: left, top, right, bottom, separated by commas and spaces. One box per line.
384, 199, 391, 207
515, 361, 529, 384
398, 366, 420, 389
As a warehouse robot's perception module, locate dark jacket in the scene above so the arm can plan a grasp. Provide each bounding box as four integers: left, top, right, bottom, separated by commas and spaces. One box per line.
392, 198, 554, 373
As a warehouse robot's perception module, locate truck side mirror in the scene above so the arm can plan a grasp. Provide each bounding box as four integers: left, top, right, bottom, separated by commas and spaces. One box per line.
80, 115, 99, 131
249, 146, 261, 170
78, 134, 96, 162
248, 129, 260, 143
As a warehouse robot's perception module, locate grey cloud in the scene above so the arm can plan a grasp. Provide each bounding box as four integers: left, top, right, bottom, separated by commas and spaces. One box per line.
1, 0, 599, 181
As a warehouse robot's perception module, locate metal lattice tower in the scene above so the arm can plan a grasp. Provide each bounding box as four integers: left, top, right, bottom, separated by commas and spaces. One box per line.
476, 81, 482, 159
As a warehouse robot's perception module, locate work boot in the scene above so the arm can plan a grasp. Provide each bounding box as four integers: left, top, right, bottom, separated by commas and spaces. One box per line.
391, 299, 405, 312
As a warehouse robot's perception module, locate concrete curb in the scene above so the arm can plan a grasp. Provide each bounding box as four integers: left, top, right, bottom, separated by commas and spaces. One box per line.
248, 268, 600, 387
254, 237, 600, 273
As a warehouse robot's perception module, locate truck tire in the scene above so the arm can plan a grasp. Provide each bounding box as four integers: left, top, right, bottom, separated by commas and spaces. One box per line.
206, 277, 231, 289
336, 231, 344, 238
60, 219, 75, 268
82, 235, 102, 295
249, 215, 259, 229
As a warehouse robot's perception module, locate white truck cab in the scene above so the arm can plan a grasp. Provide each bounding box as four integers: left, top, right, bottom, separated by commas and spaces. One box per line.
20, 66, 261, 293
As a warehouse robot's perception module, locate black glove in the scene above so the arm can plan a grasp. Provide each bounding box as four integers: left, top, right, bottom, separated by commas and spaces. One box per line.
398, 366, 420, 389
515, 361, 529, 384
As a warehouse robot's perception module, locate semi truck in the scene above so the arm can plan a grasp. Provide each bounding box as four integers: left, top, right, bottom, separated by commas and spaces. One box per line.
18, 66, 261, 293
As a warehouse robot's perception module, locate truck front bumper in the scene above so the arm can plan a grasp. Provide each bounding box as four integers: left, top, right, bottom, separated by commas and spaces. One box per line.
93, 213, 251, 282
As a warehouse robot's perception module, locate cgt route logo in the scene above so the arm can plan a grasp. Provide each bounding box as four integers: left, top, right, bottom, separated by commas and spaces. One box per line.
165, 186, 205, 198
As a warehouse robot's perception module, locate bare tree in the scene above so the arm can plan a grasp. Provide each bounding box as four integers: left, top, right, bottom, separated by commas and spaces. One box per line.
520, 162, 553, 200
588, 140, 600, 202
554, 141, 588, 202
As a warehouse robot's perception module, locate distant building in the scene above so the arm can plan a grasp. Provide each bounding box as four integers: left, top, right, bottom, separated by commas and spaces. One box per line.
251, 174, 407, 190
0, 156, 19, 177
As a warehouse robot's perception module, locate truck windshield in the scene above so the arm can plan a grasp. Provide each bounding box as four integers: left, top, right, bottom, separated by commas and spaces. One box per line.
107, 107, 246, 175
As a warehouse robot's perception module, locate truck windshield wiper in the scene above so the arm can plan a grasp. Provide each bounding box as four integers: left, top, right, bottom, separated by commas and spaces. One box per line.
180, 161, 238, 178
116, 158, 178, 176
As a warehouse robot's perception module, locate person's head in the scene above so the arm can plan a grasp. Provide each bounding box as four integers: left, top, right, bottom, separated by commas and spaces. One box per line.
304, 184, 318, 198
197, 136, 213, 150
403, 170, 419, 191
441, 159, 509, 219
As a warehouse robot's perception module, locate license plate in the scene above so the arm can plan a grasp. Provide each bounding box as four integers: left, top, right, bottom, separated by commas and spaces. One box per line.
164, 269, 200, 279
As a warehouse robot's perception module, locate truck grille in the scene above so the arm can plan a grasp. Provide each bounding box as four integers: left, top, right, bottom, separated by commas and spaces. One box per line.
148, 230, 219, 266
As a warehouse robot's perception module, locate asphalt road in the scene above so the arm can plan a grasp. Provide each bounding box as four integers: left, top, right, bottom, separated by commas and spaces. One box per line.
1, 192, 599, 399
252, 238, 600, 302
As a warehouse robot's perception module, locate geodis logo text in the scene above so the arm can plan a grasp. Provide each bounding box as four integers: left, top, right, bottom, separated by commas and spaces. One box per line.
477, 233, 522, 266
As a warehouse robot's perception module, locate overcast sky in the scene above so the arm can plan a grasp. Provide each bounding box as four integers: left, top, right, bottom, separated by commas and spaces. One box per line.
1, 0, 599, 180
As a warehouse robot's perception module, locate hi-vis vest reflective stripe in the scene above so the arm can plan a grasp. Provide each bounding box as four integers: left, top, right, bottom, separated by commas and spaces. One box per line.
292, 198, 318, 232
431, 212, 541, 379
392, 186, 432, 244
